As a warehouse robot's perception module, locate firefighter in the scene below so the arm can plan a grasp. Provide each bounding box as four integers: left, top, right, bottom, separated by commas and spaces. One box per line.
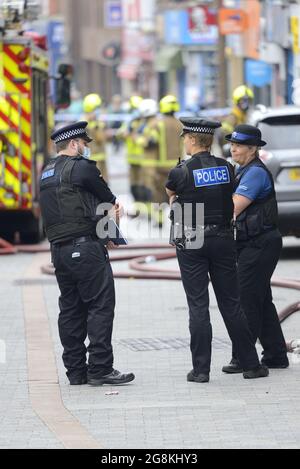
156, 95, 183, 204
218, 85, 254, 154
39, 121, 135, 386
135, 98, 159, 219
137, 96, 183, 225
117, 96, 143, 206
82, 93, 108, 181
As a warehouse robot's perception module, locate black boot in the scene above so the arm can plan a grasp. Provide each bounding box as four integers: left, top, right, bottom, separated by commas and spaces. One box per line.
222, 358, 243, 374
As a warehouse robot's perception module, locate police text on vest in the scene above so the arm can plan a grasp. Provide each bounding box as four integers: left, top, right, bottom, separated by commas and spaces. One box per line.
193, 166, 230, 188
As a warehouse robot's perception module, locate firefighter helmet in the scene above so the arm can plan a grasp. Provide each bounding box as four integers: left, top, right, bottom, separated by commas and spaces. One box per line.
139, 99, 158, 118
129, 95, 143, 110
232, 85, 254, 104
159, 95, 180, 114
83, 93, 102, 113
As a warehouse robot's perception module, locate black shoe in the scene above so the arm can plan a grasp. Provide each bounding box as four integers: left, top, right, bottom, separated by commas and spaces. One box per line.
222, 358, 243, 374
187, 370, 209, 383
88, 369, 135, 386
69, 376, 87, 385
243, 365, 269, 379
261, 358, 289, 369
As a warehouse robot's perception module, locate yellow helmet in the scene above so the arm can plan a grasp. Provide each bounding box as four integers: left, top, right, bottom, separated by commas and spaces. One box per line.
129, 95, 143, 110
83, 93, 102, 113
232, 85, 254, 104
159, 95, 180, 114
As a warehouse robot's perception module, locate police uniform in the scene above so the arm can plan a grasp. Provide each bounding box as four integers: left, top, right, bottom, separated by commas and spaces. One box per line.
40, 122, 135, 386
166, 118, 267, 383
222, 125, 288, 372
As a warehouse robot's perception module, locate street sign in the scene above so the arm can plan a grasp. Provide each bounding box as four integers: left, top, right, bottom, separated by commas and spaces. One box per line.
218, 8, 248, 35
104, 0, 123, 28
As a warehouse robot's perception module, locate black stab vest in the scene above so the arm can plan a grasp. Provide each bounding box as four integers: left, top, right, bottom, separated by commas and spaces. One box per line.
176, 152, 234, 227
234, 158, 278, 241
40, 157, 101, 242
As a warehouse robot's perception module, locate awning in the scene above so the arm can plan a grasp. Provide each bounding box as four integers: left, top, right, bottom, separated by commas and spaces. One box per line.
154, 46, 183, 72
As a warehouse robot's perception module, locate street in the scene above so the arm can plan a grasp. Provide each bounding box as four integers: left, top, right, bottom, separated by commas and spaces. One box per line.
0, 148, 299, 449
1, 0, 300, 452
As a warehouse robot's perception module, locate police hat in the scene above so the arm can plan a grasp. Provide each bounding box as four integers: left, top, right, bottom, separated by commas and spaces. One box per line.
51, 121, 93, 144
179, 117, 221, 137
225, 124, 266, 147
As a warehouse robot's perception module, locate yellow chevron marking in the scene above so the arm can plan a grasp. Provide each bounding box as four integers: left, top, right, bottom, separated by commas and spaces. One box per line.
4, 46, 30, 92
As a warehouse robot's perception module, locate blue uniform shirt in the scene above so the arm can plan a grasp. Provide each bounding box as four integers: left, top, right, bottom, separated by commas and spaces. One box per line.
235, 166, 272, 201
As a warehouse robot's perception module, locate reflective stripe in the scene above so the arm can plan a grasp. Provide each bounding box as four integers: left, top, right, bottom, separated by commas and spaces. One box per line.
140, 159, 177, 168
222, 121, 234, 134
158, 120, 167, 164
90, 152, 106, 162
138, 120, 179, 169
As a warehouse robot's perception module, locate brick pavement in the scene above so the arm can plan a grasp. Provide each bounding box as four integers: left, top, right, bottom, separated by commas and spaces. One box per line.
44, 238, 300, 449
58, 150, 300, 451
0, 227, 299, 448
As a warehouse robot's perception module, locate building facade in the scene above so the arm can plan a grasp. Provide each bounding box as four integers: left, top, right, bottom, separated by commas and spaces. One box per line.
37, 0, 300, 108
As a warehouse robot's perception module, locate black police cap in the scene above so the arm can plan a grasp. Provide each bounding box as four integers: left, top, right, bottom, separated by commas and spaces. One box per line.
51, 121, 93, 144
225, 124, 266, 147
179, 117, 221, 136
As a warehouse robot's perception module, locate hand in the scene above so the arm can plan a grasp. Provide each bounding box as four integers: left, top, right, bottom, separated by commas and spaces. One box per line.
114, 200, 124, 219
106, 241, 118, 249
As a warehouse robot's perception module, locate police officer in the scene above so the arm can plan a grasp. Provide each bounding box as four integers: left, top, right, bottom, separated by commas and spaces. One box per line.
165, 117, 269, 383
39, 121, 135, 386
222, 125, 289, 373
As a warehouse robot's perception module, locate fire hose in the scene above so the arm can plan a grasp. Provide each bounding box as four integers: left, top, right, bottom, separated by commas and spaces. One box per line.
1, 238, 299, 354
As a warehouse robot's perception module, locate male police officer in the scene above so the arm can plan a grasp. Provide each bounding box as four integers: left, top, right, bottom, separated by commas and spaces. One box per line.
39, 121, 135, 386
165, 117, 269, 383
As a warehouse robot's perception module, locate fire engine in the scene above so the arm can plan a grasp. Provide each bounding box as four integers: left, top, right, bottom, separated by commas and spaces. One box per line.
0, 1, 70, 242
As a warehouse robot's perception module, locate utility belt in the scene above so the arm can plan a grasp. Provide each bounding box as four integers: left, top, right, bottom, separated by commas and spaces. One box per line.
51, 234, 99, 247
169, 222, 232, 251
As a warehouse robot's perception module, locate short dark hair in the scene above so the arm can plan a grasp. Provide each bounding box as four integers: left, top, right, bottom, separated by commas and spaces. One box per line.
55, 139, 72, 153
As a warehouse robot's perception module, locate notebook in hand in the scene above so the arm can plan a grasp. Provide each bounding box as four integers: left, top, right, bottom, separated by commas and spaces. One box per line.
107, 218, 128, 245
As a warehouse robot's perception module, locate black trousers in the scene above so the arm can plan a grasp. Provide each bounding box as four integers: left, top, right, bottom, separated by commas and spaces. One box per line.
51, 239, 115, 381
232, 229, 287, 363
176, 233, 260, 374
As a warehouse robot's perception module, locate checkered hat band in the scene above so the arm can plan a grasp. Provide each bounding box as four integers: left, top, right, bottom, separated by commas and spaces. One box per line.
55, 128, 87, 143
183, 126, 214, 134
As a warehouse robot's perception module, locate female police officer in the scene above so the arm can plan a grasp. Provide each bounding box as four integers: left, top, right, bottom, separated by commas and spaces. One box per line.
222, 124, 288, 373
165, 118, 268, 383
